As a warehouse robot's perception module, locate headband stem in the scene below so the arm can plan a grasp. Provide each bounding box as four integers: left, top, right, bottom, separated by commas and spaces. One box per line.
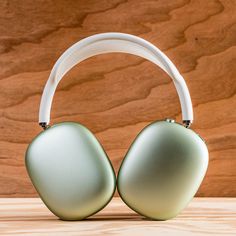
39, 122, 50, 130
183, 120, 192, 128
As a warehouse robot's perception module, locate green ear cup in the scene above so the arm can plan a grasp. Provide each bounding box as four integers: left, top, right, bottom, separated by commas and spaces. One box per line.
25, 122, 116, 220
117, 120, 208, 220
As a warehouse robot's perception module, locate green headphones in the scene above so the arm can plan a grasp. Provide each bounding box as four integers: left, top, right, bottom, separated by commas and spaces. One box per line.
25, 33, 208, 220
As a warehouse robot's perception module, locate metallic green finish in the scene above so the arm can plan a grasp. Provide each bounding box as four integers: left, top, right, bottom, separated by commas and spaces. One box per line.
25, 122, 116, 220
117, 121, 208, 220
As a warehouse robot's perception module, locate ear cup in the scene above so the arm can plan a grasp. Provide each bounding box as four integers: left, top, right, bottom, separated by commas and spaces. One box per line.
26, 122, 116, 220
117, 120, 208, 220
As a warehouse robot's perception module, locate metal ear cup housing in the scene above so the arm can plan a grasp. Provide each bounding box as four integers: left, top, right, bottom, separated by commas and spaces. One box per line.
117, 120, 208, 220
26, 122, 116, 220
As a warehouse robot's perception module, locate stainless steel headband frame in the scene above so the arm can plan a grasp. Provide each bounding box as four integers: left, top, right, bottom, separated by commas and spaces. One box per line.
39, 33, 193, 129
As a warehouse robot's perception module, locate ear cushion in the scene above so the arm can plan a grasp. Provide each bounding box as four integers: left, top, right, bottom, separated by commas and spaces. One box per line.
25, 122, 116, 220
117, 120, 208, 220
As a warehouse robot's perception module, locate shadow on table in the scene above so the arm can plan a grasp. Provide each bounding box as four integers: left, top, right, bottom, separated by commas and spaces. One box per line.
0, 213, 152, 222
86, 212, 148, 221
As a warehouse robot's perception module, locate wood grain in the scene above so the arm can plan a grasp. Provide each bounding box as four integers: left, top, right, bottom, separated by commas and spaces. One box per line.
0, 197, 235, 235
0, 0, 235, 197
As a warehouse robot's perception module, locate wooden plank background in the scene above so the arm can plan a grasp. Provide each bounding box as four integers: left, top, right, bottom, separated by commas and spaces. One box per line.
0, 0, 235, 197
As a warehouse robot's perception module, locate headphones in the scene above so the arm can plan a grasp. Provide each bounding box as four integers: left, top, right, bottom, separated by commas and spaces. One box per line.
25, 33, 208, 220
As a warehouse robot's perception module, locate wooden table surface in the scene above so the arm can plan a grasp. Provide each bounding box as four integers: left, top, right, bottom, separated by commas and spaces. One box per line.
0, 198, 235, 236
0, 0, 235, 199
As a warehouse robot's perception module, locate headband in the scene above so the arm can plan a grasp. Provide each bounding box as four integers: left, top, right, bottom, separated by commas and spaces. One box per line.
39, 33, 193, 128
